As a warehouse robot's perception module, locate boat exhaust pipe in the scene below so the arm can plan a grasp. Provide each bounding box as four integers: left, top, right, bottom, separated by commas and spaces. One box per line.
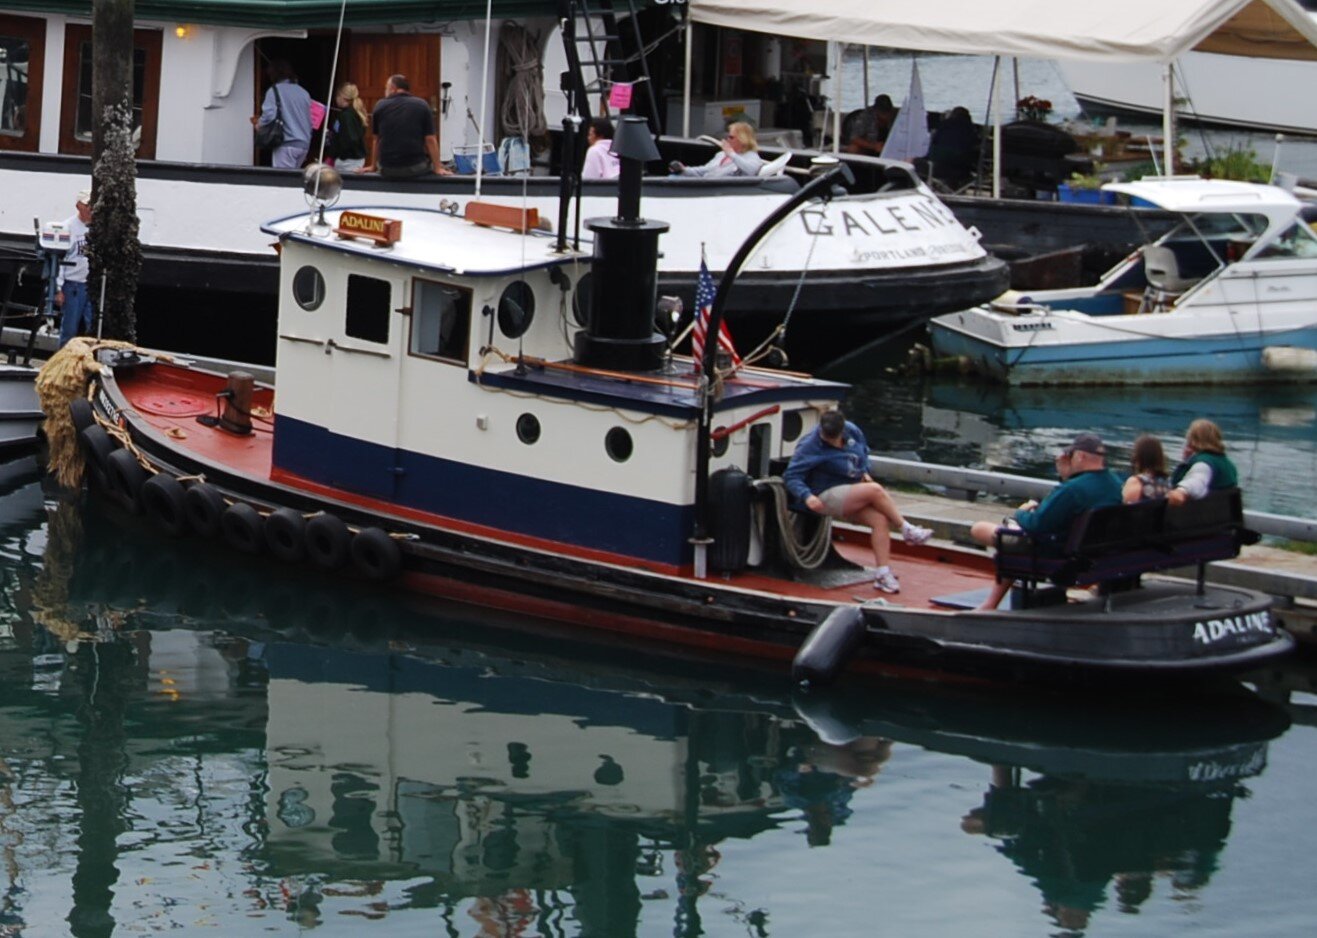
573, 116, 668, 373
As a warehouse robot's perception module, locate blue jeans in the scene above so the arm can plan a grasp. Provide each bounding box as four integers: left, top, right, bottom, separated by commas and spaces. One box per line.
58, 280, 94, 347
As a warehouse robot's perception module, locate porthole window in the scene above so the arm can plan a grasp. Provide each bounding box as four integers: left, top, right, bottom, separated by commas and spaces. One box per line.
782, 410, 805, 443
711, 430, 729, 457
292, 265, 326, 311
516, 413, 541, 445
605, 426, 633, 463
571, 273, 593, 327
498, 280, 535, 338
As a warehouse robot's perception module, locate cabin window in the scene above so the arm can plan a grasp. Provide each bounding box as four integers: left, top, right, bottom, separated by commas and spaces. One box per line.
781, 410, 805, 443
1254, 221, 1317, 260
0, 15, 43, 152
410, 279, 471, 363
0, 35, 29, 136
605, 426, 633, 463
292, 266, 326, 311
498, 281, 535, 339
516, 413, 541, 445
345, 274, 391, 344
59, 26, 161, 158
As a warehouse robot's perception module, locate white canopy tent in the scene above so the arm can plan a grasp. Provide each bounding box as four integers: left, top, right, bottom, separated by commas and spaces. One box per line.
684, 0, 1317, 189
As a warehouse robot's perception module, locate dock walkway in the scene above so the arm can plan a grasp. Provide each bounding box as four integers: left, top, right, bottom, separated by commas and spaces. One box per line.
891, 489, 1317, 641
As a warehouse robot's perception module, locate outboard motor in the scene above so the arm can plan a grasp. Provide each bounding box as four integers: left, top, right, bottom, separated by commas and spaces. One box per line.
573, 116, 669, 373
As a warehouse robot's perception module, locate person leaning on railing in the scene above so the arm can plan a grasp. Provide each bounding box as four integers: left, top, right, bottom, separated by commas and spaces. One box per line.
1167, 419, 1238, 507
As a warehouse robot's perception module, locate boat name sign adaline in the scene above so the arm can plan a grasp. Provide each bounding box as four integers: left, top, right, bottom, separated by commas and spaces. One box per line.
336, 211, 403, 246
1191, 610, 1271, 645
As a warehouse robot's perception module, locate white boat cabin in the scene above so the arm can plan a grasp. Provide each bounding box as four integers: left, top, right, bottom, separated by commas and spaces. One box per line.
261, 204, 845, 572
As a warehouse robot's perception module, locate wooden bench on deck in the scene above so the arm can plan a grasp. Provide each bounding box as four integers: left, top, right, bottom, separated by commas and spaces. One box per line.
993, 488, 1259, 608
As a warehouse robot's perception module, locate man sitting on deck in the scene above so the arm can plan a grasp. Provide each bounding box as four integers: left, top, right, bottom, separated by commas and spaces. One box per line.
784, 409, 932, 594
970, 432, 1122, 610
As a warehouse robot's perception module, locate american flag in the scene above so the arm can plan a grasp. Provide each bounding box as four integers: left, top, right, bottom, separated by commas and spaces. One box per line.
691, 259, 740, 372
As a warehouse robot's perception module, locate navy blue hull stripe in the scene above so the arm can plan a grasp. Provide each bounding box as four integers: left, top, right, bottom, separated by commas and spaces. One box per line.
273, 415, 695, 566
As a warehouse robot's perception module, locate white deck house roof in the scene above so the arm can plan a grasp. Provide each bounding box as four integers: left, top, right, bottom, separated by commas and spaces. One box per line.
1104, 178, 1302, 223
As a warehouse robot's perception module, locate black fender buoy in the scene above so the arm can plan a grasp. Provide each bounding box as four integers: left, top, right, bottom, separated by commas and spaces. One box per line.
140, 474, 188, 537
185, 483, 226, 538
792, 605, 867, 688
305, 513, 351, 570
265, 507, 307, 563
78, 425, 115, 490
221, 502, 265, 554
106, 448, 148, 512
351, 526, 402, 581
69, 397, 94, 434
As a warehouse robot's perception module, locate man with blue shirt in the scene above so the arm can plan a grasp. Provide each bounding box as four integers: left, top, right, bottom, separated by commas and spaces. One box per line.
252, 59, 312, 169
784, 409, 933, 594
970, 432, 1123, 610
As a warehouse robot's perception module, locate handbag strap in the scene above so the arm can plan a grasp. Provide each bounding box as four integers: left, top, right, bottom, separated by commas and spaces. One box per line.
270, 82, 283, 120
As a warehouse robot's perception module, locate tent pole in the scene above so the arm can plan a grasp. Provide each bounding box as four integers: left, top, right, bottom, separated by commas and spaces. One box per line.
682, 12, 692, 138
832, 41, 842, 154
863, 46, 870, 104
992, 55, 1002, 198
1162, 60, 1174, 175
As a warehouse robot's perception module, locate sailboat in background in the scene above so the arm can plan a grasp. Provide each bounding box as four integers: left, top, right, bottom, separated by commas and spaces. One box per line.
879, 60, 929, 164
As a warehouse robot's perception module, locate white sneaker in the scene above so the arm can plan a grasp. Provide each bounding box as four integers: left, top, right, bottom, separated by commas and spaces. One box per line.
902, 523, 933, 546
874, 570, 901, 593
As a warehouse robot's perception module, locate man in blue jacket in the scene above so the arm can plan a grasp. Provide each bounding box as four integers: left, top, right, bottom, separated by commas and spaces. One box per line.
970, 432, 1122, 610
784, 409, 932, 593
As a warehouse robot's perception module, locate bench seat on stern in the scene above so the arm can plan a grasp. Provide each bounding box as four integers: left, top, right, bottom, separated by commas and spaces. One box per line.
993, 488, 1257, 608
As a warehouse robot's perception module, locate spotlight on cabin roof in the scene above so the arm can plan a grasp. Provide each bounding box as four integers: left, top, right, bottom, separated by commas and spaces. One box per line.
303, 163, 343, 204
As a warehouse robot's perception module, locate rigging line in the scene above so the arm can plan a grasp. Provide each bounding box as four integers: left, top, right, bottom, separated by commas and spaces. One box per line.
475, 0, 495, 199
309, 0, 350, 213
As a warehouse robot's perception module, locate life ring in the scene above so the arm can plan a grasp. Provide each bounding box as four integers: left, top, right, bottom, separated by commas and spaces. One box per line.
106, 448, 148, 512
185, 483, 226, 538
264, 507, 307, 563
69, 397, 94, 434
351, 526, 402, 581
305, 513, 351, 570
78, 425, 115, 491
140, 474, 188, 537
221, 502, 265, 554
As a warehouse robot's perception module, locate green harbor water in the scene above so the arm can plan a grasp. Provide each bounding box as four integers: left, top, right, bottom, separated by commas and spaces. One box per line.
0, 453, 1312, 937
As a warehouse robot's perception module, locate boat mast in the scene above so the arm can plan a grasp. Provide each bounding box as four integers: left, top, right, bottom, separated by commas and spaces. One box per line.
690, 163, 853, 576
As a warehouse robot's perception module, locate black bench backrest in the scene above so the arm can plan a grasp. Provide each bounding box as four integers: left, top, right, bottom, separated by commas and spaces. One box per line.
1064, 497, 1165, 554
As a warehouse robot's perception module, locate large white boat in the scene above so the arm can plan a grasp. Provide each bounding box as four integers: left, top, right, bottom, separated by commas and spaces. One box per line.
0, 2, 1006, 364
930, 177, 1317, 385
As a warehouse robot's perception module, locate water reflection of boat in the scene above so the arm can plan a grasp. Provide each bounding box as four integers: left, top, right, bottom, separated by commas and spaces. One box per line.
917, 378, 1317, 515
0, 493, 1292, 935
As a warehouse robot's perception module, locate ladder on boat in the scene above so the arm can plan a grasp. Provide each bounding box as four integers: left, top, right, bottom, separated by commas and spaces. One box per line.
561, 0, 662, 136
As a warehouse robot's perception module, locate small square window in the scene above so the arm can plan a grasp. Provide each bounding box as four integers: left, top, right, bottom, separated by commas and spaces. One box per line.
346, 274, 391, 344
410, 279, 471, 362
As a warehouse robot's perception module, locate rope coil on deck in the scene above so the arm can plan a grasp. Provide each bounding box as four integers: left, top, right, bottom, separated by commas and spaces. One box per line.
757, 477, 832, 570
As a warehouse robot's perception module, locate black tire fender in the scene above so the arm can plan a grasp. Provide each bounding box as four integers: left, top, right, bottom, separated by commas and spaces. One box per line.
305, 513, 351, 570
77, 425, 115, 491
106, 448, 148, 512
351, 526, 402, 581
221, 502, 265, 555
185, 483, 226, 538
264, 507, 307, 563
69, 397, 95, 434
140, 474, 188, 537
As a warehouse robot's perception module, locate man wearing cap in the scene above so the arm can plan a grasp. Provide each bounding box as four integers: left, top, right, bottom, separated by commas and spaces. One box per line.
56, 189, 94, 348
970, 432, 1122, 610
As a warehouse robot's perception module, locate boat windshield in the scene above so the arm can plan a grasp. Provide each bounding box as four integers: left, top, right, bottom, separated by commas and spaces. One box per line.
1169, 212, 1268, 241
1253, 219, 1317, 259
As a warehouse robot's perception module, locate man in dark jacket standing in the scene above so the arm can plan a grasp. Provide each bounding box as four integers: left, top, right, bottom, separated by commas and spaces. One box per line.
360, 74, 450, 178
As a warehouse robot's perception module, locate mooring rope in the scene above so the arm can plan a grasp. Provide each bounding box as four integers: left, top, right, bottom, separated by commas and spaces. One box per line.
757, 477, 832, 570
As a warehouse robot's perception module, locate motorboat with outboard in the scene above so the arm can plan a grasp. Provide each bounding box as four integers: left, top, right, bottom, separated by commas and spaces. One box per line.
47, 132, 1292, 688
929, 177, 1317, 385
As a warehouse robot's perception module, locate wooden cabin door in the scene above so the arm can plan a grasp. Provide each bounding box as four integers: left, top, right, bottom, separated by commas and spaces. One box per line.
0, 14, 45, 152
345, 34, 441, 148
